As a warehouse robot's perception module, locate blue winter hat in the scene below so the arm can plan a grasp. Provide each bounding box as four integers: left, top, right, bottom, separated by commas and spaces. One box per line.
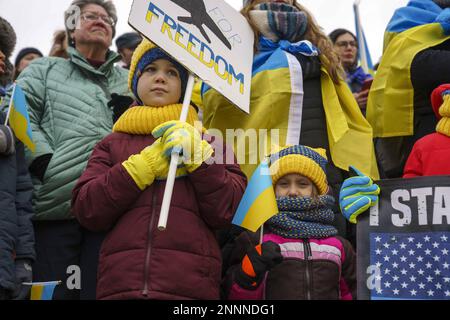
14, 47, 43, 68
115, 32, 142, 51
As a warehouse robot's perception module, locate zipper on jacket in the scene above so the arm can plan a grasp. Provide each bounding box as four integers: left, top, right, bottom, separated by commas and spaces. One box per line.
303, 239, 313, 300
142, 189, 157, 296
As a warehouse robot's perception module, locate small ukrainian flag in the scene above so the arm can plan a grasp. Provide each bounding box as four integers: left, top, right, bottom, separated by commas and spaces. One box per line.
5, 83, 35, 152
232, 160, 278, 232
26, 281, 61, 300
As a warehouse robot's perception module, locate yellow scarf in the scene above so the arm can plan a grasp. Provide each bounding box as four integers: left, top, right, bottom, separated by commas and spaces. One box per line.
112, 104, 198, 134
367, 23, 450, 138
320, 66, 379, 180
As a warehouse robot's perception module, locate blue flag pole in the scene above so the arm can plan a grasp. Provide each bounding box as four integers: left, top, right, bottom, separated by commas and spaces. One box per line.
354, 0, 372, 74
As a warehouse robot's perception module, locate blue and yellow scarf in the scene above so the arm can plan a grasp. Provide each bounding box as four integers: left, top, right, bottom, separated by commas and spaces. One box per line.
202, 37, 379, 180
267, 196, 338, 239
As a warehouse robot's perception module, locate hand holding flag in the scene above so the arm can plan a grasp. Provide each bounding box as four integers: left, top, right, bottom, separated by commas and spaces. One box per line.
232, 160, 278, 232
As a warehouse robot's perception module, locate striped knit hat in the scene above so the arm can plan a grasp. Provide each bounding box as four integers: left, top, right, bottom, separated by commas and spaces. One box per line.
269, 145, 329, 195
128, 38, 188, 104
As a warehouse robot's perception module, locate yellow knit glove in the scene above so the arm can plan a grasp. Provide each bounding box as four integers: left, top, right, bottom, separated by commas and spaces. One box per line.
152, 120, 213, 173
122, 138, 187, 190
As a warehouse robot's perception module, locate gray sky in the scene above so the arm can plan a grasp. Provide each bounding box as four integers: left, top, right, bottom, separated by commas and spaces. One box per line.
0, 0, 408, 64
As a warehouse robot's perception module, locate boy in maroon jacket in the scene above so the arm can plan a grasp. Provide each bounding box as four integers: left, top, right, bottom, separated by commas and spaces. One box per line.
72, 39, 246, 299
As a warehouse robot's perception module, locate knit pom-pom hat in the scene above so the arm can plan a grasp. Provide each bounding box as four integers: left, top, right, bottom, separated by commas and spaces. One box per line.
269, 145, 329, 195
431, 84, 450, 120
128, 38, 188, 104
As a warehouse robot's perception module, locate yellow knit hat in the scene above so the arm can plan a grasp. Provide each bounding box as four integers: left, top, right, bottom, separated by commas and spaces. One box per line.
269, 145, 329, 195
128, 38, 155, 92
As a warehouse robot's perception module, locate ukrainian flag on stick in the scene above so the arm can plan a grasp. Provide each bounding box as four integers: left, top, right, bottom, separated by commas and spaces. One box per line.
24, 281, 61, 300
354, 0, 374, 74
4, 83, 35, 152
232, 160, 278, 232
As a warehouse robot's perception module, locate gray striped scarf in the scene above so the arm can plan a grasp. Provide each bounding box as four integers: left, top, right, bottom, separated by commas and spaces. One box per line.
248, 2, 308, 43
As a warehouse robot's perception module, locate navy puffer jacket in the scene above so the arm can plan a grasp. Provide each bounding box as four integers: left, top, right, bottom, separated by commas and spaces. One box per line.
0, 112, 35, 292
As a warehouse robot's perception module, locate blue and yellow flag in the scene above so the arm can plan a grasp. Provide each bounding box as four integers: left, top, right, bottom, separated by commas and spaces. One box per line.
353, 2, 374, 74
367, 0, 450, 138
383, 0, 445, 50
29, 281, 60, 300
6, 84, 35, 152
232, 160, 278, 232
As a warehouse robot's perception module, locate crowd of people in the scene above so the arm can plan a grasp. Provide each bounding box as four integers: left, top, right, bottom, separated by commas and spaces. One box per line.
0, 0, 449, 300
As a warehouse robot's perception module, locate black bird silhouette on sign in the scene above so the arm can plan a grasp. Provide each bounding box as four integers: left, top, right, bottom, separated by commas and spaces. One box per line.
169, 0, 232, 50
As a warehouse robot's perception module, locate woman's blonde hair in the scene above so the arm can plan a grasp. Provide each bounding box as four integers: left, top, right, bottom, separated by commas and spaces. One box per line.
49, 30, 69, 59
241, 0, 344, 84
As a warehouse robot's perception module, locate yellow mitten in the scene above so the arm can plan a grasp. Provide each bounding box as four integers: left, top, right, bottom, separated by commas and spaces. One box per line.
122, 138, 187, 190
152, 120, 213, 173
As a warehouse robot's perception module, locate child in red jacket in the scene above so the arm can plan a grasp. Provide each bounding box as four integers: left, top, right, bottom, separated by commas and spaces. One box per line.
403, 84, 450, 177
72, 39, 246, 300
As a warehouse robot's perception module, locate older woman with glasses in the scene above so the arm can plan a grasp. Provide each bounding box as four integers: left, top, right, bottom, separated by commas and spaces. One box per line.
329, 28, 373, 113
1, 0, 129, 300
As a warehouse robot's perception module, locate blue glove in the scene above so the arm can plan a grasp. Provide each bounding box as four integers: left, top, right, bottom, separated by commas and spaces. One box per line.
339, 166, 380, 224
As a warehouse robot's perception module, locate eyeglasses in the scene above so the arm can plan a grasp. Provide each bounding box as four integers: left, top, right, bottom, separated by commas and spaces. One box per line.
80, 11, 115, 27
335, 40, 357, 48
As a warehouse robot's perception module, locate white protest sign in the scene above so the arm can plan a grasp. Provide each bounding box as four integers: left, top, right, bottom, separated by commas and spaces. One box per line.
128, 0, 254, 113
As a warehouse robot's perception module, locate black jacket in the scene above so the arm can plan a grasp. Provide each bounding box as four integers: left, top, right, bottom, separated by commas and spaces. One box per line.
376, 39, 450, 178
0, 112, 35, 292
294, 54, 352, 243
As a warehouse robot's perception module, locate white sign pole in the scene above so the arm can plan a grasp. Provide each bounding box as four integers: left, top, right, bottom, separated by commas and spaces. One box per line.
157, 73, 195, 231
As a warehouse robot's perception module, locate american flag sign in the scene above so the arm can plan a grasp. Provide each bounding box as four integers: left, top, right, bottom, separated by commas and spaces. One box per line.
369, 232, 450, 299
357, 176, 450, 300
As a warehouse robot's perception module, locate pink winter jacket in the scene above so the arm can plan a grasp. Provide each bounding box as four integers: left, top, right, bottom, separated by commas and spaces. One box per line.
225, 232, 356, 300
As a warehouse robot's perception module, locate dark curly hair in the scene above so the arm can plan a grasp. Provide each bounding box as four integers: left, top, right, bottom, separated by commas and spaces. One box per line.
328, 29, 357, 45
0, 16, 17, 58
